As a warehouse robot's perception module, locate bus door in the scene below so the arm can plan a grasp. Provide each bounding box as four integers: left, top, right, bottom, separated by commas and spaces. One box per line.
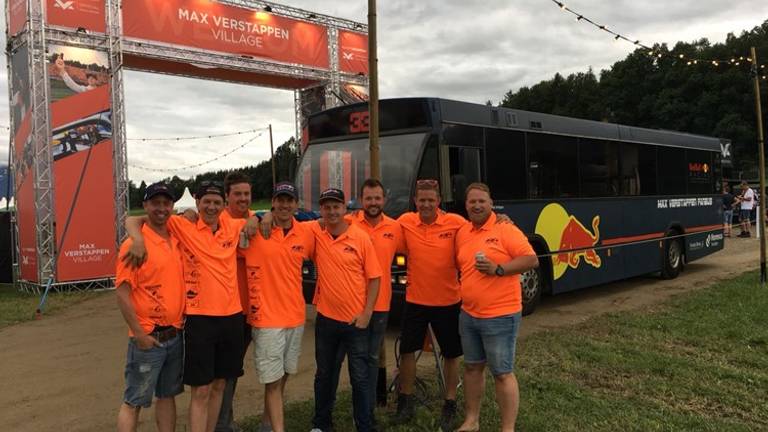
441, 145, 482, 215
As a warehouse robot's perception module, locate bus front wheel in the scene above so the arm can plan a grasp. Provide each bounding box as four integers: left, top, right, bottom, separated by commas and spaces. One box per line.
661, 232, 684, 279
521, 266, 543, 316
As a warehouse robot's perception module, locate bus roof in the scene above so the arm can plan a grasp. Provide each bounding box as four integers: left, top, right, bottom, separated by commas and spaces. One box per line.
308, 97, 727, 152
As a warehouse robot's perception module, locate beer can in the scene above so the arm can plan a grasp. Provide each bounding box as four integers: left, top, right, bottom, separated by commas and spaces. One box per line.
239, 230, 249, 248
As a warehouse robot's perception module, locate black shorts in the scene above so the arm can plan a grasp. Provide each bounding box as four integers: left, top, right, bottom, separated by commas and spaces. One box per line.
184, 313, 245, 386
399, 302, 463, 359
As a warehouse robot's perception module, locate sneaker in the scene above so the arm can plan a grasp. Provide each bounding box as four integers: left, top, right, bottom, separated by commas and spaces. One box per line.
440, 399, 457, 432
739, 232, 751, 237
393, 393, 415, 423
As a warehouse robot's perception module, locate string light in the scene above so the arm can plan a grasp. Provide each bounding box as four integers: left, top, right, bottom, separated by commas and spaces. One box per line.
129, 130, 266, 173
550, 0, 767, 80
127, 127, 267, 142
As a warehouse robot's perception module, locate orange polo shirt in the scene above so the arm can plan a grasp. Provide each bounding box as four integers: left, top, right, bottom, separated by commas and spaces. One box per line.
310, 221, 382, 323
115, 225, 185, 336
166, 214, 246, 316
398, 211, 466, 306
347, 212, 404, 312
241, 219, 314, 328
456, 213, 536, 318
221, 208, 254, 315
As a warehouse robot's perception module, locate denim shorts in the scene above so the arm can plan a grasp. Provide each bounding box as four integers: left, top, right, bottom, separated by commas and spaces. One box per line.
723, 210, 733, 225
459, 310, 521, 376
740, 209, 752, 221
123, 332, 184, 408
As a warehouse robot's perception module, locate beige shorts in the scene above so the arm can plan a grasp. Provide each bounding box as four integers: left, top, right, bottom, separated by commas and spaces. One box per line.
252, 326, 304, 384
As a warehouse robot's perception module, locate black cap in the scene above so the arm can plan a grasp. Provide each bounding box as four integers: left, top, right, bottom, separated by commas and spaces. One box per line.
319, 187, 345, 204
143, 182, 175, 202
195, 181, 225, 200
273, 181, 298, 199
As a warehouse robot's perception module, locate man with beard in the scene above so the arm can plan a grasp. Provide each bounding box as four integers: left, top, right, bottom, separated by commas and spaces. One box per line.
125, 181, 259, 432
455, 183, 537, 432
339, 179, 404, 425
240, 181, 314, 432
116, 183, 185, 432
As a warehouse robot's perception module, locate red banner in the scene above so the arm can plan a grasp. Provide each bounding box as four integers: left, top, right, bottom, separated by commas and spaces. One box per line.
338, 30, 368, 74
46, 0, 106, 33
8, 0, 27, 36
50, 80, 116, 282
123, 0, 329, 69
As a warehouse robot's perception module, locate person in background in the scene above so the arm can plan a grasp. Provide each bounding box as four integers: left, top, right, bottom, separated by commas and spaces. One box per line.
737, 181, 755, 237
454, 183, 538, 432
722, 184, 735, 237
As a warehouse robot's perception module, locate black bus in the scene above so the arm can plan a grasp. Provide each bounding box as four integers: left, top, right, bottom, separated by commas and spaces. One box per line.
297, 98, 728, 316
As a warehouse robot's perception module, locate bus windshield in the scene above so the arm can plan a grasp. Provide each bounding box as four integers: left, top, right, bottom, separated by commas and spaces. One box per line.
296, 133, 427, 215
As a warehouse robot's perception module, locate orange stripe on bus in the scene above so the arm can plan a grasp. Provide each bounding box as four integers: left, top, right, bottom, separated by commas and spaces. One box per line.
600, 224, 722, 246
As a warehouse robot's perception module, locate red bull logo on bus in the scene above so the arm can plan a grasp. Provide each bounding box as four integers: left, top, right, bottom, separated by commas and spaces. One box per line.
535, 203, 602, 280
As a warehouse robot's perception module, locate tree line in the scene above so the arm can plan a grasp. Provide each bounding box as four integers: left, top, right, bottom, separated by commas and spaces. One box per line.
128, 137, 299, 208
500, 20, 768, 178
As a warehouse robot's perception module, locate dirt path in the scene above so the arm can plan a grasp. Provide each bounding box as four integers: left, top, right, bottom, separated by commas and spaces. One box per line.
0, 237, 758, 431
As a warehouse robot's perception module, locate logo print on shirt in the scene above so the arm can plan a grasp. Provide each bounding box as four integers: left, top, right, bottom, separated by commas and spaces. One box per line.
383, 232, 395, 240
291, 245, 305, 253
485, 237, 500, 245
438, 232, 453, 239
220, 240, 234, 248
343, 245, 356, 254
185, 289, 198, 299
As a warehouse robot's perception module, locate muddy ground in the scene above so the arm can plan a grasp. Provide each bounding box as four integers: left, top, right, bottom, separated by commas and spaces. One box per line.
0, 237, 758, 431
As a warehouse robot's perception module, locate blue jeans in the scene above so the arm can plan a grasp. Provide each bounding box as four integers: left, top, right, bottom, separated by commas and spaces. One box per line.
459, 311, 521, 376
313, 313, 371, 432
123, 333, 184, 408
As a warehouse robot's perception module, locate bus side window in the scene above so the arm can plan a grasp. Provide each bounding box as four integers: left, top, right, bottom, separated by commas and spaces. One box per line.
527, 132, 578, 198
485, 129, 526, 200
658, 147, 686, 195
447, 146, 481, 215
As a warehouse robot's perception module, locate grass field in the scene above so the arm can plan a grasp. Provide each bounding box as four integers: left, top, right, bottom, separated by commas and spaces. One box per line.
241, 271, 768, 431
0, 283, 100, 329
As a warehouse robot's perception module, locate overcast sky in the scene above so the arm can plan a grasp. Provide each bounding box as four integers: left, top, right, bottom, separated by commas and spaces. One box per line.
0, 0, 766, 184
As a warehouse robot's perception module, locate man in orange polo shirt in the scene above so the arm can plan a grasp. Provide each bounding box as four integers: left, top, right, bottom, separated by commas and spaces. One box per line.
116, 182, 185, 432
310, 187, 381, 432
216, 172, 255, 432
125, 181, 258, 432
241, 181, 314, 432
395, 179, 466, 429
455, 183, 538, 432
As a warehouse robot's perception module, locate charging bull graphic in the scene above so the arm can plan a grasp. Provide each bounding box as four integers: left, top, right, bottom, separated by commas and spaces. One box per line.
535, 203, 602, 280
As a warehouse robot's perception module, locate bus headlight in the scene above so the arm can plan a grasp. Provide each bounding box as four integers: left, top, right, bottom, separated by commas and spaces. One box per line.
396, 255, 406, 266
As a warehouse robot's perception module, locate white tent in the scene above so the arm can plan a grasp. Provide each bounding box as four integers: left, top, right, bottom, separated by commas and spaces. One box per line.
0, 198, 6, 209
175, 187, 196, 213
7, 197, 15, 208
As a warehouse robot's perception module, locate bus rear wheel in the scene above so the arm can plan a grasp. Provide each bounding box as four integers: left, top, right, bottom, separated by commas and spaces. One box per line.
661, 232, 684, 279
521, 266, 543, 316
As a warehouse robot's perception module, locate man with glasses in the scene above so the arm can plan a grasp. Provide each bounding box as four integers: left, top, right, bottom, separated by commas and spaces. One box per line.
125, 180, 259, 432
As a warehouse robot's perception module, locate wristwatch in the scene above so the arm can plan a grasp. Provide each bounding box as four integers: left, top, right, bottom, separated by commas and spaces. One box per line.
495, 265, 505, 276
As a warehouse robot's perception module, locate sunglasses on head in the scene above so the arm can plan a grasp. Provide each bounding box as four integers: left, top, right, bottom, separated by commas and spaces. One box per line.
416, 179, 439, 187
199, 180, 223, 188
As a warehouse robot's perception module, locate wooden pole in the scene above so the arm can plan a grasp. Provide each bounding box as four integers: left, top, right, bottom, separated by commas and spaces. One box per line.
751, 47, 766, 285
269, 124, 276, 188
368, 0, 380, 180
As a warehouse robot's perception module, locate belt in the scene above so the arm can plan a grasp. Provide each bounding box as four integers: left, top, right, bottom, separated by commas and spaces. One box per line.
149, 326, 182, 343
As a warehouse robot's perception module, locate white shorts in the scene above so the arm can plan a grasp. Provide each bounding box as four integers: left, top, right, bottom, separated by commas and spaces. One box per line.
252, 326, 304, 384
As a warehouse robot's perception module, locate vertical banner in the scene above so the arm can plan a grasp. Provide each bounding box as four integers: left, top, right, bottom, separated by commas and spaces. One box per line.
10, 45, 37, 281
298, 85, 327, 150
338, 30, 369, 75
8, 0, 28, 36
47, 45, 115, 282
46, 0, 106, 33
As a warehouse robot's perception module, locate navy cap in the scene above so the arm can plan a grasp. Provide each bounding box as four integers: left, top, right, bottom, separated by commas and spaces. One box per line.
273, 181, 298, 199
143, 182, 175, 202
195, 180, 225, 200
319, 187, 345, 204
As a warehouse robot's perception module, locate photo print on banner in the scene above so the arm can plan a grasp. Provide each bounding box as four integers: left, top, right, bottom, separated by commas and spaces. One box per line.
47, 44, 116, 282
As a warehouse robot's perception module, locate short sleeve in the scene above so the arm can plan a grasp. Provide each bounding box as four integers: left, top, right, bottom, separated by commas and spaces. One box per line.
115, 240, 137, 290
503, 224, 536, 258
